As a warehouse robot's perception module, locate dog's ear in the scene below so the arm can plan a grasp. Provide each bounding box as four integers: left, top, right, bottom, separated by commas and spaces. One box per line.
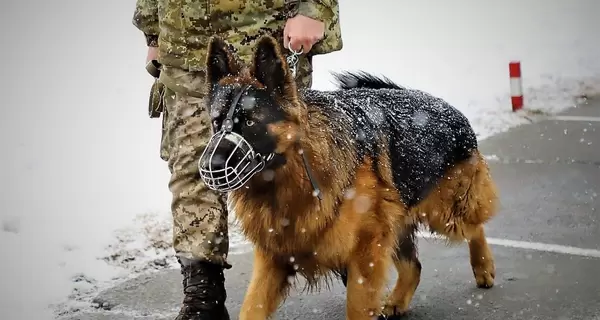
252, 36, 297, 96
206, 36, 240, 85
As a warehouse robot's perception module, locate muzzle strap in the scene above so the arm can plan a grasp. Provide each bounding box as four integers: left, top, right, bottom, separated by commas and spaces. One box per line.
301, 151, 322, 201
223, 84, 250, 133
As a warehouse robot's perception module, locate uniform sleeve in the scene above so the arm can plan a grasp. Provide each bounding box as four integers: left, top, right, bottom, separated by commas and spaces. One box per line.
132, 0, 159, 47
296, 0, 337, 23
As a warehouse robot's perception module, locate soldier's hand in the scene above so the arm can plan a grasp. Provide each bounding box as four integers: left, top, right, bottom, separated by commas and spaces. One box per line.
146, 46, 158, 64
283, 14, 324, 53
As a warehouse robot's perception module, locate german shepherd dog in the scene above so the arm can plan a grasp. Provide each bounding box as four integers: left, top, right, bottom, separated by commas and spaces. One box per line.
198, 35, 498, 320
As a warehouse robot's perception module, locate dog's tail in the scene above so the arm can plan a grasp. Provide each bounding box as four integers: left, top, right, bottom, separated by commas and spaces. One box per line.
332, 71, 404, 90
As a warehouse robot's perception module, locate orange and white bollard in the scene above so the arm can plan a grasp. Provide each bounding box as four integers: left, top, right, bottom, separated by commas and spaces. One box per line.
509, 61, 523, 112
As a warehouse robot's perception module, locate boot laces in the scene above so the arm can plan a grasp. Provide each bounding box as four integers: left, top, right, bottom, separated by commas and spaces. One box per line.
179, 261, 226, 314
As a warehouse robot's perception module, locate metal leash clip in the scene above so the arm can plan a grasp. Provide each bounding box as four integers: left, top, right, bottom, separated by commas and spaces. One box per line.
286, 47, 303, 79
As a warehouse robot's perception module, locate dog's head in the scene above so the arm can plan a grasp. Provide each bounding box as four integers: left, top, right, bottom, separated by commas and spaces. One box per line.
197, 35, 305, 192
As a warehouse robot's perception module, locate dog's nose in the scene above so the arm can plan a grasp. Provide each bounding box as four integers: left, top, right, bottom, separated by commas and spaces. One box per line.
200, 135, 247, 174
199, 151, 225, 171
209, 154, 227, 171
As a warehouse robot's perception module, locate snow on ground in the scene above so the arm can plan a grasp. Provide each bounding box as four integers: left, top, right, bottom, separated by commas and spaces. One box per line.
1, 0, 599, 319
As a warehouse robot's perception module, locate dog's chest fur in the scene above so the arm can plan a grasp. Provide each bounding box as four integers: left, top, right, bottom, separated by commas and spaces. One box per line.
230, 189, 360, 268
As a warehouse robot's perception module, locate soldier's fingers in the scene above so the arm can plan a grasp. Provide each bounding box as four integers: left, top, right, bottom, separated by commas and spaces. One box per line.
300, 39, 312, 53
283, 36, 290, 50
288, 37, 303, 53
311, 34, 323, 45
283, 28, 290, 49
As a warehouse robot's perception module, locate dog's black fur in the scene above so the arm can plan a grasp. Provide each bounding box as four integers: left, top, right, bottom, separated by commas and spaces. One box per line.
297, 71, 478, 208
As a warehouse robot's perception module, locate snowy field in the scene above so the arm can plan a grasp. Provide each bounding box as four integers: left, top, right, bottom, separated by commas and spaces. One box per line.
1, 0, 599, 319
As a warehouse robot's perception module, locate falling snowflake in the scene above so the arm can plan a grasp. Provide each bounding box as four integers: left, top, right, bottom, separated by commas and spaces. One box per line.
353, 194, 372, 214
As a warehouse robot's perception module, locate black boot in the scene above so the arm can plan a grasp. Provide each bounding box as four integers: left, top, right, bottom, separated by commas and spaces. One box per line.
174, 257, 230, 320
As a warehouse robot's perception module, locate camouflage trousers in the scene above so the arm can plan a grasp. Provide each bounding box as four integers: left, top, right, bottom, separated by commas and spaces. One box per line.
158, 53, 313, 268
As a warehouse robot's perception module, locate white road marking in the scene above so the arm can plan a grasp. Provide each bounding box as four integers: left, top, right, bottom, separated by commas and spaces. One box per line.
417, 231, 600, 258
231, 231, 600, 259
551, 116, 600, 122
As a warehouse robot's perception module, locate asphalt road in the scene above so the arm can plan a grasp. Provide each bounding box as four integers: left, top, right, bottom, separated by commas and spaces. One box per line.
58, 98, 600, 320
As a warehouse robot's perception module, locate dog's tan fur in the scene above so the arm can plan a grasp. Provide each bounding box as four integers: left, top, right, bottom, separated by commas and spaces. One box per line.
205, 35, 499, 320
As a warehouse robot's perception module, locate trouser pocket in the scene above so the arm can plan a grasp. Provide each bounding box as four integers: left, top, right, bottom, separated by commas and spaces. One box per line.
148, 79, 165, 118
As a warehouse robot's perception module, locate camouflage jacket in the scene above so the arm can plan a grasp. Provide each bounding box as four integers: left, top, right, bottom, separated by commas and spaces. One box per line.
132, 0, 343, 72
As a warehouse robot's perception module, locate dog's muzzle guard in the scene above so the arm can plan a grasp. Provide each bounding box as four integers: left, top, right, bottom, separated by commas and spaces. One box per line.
198, 85, 275, 192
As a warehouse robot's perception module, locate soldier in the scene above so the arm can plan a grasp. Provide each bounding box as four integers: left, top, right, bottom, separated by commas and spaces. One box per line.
132, 1, 343, 319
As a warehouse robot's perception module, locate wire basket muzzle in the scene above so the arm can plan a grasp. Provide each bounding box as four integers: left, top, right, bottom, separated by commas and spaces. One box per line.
198, 130, 268, 192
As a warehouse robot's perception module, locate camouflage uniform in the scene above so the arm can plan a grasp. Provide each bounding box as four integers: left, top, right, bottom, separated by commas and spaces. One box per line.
133, 0, 342, 266
132, 1, 342, 318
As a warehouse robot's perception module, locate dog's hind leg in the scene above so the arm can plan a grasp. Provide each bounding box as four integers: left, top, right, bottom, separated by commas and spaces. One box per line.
381, 223, 421, 318
239, 248, 291, 320
467, 223, 495, 288
456, 153, 497, 288
417, 151, 498, 288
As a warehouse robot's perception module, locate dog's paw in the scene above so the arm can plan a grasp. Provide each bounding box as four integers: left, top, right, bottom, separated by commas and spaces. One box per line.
472, 259, 495, 288
379, 303, 409, 319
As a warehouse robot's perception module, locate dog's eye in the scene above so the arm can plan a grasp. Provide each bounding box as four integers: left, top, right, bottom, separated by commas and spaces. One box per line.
246, 120, 255, 127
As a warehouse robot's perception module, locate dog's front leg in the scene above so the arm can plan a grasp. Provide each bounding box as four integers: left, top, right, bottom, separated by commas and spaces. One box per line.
239, 248, 290, 320
345, 247, 391, 320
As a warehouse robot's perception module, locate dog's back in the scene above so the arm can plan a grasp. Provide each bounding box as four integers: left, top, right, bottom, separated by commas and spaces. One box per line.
300, 71, 478, 208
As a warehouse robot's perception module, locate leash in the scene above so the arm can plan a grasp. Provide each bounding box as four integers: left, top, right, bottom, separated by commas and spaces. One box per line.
286, 47, 323, 201
286, 47, 302, 78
